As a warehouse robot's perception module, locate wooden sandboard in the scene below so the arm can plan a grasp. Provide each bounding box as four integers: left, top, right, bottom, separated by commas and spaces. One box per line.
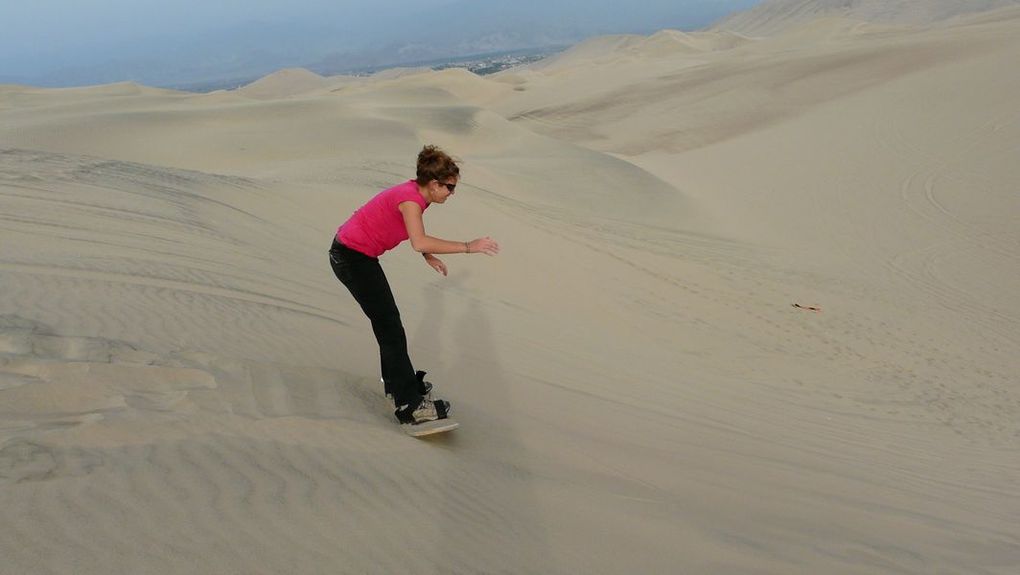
404, 418, 460, 437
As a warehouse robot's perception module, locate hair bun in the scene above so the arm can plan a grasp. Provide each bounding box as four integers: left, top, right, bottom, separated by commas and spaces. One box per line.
416, 145, 460, 185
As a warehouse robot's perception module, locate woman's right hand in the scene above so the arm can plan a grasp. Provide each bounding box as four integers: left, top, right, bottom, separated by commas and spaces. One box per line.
467, 237, 500, 256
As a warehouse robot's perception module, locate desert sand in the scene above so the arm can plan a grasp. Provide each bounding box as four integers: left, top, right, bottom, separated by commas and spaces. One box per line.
1, 4, 1019, 575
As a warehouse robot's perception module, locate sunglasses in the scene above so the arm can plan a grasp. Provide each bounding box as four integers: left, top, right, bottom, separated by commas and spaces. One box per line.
437, 181, 456, 192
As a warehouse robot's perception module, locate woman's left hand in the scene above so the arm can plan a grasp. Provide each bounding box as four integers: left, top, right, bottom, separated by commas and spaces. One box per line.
424, 253, 447, 276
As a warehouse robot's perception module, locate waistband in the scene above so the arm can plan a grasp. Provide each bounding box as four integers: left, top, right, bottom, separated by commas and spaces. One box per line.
329, 237, 377, 261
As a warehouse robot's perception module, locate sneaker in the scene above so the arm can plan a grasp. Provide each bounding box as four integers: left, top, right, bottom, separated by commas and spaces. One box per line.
383, 370, 433, 400
395, 397, 451, 425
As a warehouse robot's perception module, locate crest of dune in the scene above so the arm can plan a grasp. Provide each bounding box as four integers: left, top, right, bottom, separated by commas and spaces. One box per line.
237, 68, 332, 99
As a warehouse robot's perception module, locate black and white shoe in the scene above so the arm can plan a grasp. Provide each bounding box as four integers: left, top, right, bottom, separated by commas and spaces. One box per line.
395, 397, 451, 425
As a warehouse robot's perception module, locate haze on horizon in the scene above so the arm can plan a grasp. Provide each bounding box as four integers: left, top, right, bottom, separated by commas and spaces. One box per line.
1, 0, 763, 89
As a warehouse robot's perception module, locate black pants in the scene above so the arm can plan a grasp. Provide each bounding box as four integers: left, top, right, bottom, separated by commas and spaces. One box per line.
329, 238, 421, 407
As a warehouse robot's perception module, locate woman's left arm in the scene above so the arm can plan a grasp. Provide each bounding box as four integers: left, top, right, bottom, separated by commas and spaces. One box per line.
398, 201, 471, 255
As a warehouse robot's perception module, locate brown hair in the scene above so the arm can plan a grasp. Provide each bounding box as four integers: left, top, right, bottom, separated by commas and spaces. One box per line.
416, 145, 460, 185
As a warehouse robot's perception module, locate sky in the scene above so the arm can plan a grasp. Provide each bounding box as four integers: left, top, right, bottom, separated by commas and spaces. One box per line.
0, 0, 763, 88
1, 1, 442, 61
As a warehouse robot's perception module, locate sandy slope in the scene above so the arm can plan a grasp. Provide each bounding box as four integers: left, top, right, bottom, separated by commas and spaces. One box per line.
714, 0, 1020, 36
1, 6, 1019, 575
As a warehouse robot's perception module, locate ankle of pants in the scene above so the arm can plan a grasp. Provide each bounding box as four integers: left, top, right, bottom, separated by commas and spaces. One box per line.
394, 393, 423, 410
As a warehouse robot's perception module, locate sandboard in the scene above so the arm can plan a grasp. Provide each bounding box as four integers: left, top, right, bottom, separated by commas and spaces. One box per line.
404, 418, 459, 437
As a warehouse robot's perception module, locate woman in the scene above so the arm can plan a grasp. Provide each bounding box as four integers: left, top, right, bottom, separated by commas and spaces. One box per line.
329, 145, 500, 427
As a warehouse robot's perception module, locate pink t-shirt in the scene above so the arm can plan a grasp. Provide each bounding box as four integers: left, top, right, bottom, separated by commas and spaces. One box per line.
337, 180, 429, 257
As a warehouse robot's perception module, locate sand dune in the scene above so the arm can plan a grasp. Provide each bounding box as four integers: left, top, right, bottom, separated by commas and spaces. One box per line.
715, 0, 1020, 36
495, 8, 1020, 158
2, 5, 1019, 575
528, 29, 751, 75
237, 68, 335, 100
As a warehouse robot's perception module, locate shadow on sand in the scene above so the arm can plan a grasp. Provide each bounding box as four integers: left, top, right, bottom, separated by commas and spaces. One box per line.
411, 274, 556, 573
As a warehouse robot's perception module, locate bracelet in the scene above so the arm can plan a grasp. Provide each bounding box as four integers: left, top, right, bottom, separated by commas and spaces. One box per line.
464, 242, 470, 253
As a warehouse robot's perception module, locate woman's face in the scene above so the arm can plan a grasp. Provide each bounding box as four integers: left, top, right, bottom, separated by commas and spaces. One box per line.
431, 177, 458, 204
